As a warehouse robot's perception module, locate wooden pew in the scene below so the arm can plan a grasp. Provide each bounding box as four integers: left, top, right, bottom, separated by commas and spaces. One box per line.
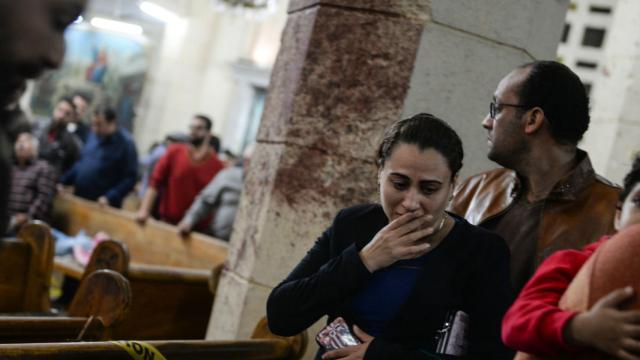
0, 317, 308, 360
51, 194, 228, 268
51, 194, 227, 339
85, 240, 221, 339
0, 269, 131, 343
0, 222, 54, 313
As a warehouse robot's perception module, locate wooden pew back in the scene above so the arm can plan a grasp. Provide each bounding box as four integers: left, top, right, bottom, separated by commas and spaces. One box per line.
0, 222, 54, 313
57, 239, 219, 339
51, 194, 227, 269
0, 269, 131, 343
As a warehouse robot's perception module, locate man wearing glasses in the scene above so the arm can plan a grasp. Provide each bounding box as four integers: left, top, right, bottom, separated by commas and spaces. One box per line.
450, 61, 620, 293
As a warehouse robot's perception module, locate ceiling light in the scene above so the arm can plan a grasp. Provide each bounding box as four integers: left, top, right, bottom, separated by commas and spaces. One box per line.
90, 17, 143, 35
139, 1, 181, 23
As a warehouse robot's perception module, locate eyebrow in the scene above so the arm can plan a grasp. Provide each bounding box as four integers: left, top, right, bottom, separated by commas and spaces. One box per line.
389, 172, 443, 185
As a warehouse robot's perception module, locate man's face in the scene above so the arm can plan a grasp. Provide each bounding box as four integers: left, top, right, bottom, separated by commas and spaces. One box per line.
73, 95, 89, 119
14, 132, 37, 161
52, 100, 75, 125
189, 118, 209, 146
0, 0, 87, 107
91, 115, 116, 138
481, 68, 530, 168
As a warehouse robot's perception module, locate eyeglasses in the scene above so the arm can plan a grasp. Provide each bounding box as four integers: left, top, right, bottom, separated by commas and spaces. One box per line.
489, 100, 531, 119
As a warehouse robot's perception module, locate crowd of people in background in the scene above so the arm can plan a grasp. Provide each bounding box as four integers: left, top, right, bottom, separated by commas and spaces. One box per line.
6, 89, 249, 241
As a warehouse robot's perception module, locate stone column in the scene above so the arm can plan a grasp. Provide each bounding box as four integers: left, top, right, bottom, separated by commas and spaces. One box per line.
206, 0, 568, 358
207, 0, 429, 342
581, 0, 640, 183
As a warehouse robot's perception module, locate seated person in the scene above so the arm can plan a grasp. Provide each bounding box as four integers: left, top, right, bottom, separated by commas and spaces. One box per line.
8, 132, 56, 234
502, 155, 640, 358
177, 145, 253, 240
267, 113, 514, 359
60, 107, 138, 208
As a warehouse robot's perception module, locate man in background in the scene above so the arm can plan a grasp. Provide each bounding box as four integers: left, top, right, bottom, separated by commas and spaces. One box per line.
37, 97, 82, 175
451, 61, 620, 293
177, 144, 253, 240
136, 115, 224, 229
60, 107, 138, 208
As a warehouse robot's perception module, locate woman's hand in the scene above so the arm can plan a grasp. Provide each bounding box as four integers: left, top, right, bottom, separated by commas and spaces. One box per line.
359, 210, 435, 272
567, 286, 640, 359
322, 325, 374, 360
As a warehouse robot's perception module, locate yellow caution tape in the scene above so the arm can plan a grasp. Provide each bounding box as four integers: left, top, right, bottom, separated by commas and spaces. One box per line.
112, 341, 168, 360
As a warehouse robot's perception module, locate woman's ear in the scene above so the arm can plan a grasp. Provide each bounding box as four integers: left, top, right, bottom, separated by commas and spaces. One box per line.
449, 174, 459, 200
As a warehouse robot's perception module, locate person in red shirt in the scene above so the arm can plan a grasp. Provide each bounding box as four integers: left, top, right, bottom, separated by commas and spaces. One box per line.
502, 156, 640, 359
136, 114, 223, 229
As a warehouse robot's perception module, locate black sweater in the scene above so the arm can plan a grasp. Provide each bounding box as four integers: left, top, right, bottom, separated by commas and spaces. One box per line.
267, 204, 514, 359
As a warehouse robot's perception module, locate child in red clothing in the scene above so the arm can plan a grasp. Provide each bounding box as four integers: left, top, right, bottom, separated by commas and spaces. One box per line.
502, 157, 640, 358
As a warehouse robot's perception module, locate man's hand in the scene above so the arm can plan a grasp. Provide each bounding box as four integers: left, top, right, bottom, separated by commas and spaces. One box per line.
322, 325, 374, 360
57, 184, 71, 195
568, 286, 640, 359
135, 209, 150, 225
177, 220, 193, 237
97, 196, 109, 208
13, 213, 29, 227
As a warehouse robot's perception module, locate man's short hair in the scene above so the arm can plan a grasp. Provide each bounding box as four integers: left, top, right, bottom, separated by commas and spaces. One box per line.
194, 114, 213, 131
94, 106, 117, 123
517, 61, 590, 145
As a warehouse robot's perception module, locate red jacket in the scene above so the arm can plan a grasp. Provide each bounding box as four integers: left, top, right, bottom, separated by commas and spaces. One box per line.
501, 236, 609, 356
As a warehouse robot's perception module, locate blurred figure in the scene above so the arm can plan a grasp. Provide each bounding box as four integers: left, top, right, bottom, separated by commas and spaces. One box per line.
136, 115, 224, 228
177, 144, 253, 240
209, 134, 221, 154
0, 0, 86, 234
8, 132, 56, 234
3, 81, 32, 141
68, 92, 91, 143
37, 97, 81, 175
60, 107, 138, 208
138, 132, 188, 199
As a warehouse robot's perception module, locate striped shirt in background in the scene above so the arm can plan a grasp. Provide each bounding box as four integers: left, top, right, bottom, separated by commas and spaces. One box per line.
9, 159, 57, 222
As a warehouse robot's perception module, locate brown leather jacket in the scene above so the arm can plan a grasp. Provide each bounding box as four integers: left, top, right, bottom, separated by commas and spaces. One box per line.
450, 152, 620, 266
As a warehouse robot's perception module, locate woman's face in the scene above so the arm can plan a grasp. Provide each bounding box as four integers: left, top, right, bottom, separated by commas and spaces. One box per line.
379, 143, 455, 226
616, 183, 640, 231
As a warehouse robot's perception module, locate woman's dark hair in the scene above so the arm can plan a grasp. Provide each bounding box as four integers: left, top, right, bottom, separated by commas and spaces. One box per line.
620, 155, 640, 203
376, 113, 464, 178
517, 61, 590, 145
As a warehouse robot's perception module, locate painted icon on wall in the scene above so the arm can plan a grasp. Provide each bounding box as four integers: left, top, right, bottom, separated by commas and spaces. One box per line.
31, 25, 150, 132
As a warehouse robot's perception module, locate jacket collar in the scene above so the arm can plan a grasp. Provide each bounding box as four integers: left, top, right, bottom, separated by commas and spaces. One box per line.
512, 149, 595, 201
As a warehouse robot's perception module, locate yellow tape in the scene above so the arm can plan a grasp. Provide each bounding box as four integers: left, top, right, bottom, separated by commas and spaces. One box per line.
112, 341, 167, 360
